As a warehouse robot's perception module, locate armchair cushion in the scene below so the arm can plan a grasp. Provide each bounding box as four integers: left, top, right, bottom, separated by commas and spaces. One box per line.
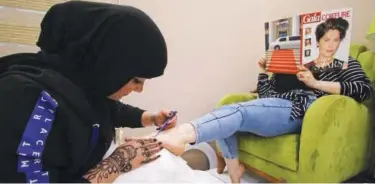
238, 133, 300, 171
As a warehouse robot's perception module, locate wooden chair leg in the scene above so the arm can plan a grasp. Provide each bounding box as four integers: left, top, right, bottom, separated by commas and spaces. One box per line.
216, 151, 226, 174
242, 163, 286, 183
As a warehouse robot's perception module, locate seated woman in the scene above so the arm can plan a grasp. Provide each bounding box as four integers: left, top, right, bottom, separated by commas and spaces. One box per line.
155, 54, 373, 183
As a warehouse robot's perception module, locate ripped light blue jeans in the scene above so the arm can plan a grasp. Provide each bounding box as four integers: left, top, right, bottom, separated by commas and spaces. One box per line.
190, 97, 316, 159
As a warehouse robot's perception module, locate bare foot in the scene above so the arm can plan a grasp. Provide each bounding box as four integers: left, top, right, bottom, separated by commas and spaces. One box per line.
229, 163, 245, 183
144, 128, 186, 156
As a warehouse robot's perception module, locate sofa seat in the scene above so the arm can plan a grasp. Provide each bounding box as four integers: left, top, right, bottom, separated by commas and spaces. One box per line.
238, 133, 300, 171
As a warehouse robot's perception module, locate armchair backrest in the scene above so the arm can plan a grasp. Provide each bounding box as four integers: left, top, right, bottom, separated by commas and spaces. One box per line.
349, 43, 374, 83
358, 51, 375, 84
350, 44, 367, 59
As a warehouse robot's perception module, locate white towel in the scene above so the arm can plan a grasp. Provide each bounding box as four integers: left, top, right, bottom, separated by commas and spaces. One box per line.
104, 143, 222, 183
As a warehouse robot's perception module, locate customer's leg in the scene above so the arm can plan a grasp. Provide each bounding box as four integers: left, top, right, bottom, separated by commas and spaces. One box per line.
157, 98, 302, 153
193, 97, 301, 143
155, 104, 246, 156
212, 98, 302, 183
153, 98, 305, 183
215, 134, 245, 183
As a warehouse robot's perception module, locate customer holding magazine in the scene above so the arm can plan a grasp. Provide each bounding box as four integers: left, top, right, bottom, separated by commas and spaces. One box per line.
153, 55, 373, 183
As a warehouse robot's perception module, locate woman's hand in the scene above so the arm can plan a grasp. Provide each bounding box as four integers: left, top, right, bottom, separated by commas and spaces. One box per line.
258, 57, 268, 73
83, 138, 162, 183
152, 110, 177, 130
297, 65, 318, 88
141, 110, 177, 130
297, 65, 341, 94
115, 137, 163, 171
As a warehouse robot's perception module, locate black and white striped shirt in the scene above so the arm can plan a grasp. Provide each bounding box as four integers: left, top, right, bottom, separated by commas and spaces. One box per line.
257, 57, 373, 120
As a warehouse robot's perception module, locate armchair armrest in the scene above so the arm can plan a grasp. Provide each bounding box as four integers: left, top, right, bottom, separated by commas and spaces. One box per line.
216, 93, 258, 108
298, 95, 371, 182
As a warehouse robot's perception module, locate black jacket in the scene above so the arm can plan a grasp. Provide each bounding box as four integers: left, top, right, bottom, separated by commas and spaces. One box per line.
0, 53, 145, 182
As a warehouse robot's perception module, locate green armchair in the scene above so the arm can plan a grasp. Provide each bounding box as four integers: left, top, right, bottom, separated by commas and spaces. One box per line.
215, 44, 374, 182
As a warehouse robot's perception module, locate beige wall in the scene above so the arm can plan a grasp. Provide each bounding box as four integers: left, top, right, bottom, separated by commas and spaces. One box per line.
0, 0, 119, 56
118, 0, 375, 126
0, 0, 374, 128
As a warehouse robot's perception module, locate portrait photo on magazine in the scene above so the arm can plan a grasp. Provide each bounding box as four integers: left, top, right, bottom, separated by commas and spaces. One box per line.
264, 7, 353, 74
301, 8, 353, 73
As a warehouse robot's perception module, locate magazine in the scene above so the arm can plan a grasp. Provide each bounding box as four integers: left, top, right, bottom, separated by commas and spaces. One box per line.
264, 8, 353, 74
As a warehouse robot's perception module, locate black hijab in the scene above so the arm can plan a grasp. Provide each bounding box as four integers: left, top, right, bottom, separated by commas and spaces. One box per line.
1, 1, 167, 144
36, 0, 168, 98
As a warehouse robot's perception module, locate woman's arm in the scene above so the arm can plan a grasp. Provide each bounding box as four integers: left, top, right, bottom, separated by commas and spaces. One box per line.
111, 101, 156, 127
336, 59, 373, 101
83, 138, 161, 183
83, 156, 123, 183
257, 73, 276, 96
256, 57, 276, 96
111, 101, 146, 128
141, 111, 156, 127
312, 80, 341, 94
111, 101, 174, 128
312, 60, 373, 101
83, 141, 141, 183
0, 76, 105, 183
299, 59, 373, 102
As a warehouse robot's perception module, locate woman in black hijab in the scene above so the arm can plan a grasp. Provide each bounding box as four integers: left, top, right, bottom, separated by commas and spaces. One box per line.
0, 1, 175, 183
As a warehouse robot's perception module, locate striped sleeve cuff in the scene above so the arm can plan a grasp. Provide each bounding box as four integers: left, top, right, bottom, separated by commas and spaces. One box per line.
258, 73, 269, 80
339, 82, 349, 95
339, 81, 372, 101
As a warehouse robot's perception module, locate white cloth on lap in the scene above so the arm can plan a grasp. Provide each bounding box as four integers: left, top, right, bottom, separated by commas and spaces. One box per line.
104, 143, 223, 183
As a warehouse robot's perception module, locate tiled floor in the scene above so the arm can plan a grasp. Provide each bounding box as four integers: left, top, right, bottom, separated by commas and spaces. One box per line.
206, 167, 267, 183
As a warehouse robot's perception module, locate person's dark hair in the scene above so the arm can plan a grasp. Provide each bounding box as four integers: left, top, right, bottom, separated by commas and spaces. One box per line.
315, 17, 349, 42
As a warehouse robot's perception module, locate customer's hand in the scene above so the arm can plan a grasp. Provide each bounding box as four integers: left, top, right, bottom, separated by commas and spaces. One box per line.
297, 65, 317, 88
153, 110, 177, 130
110, 137, 163, 172
258, 57, 268, 73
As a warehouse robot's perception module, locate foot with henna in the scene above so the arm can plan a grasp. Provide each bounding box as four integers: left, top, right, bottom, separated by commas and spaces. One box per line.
144, 123, 197, 156
143, 122, 246, 183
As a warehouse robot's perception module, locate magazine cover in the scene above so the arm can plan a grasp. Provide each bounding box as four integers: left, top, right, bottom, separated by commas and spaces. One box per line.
301, 8, 353, 72
264, 8, 352, 74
